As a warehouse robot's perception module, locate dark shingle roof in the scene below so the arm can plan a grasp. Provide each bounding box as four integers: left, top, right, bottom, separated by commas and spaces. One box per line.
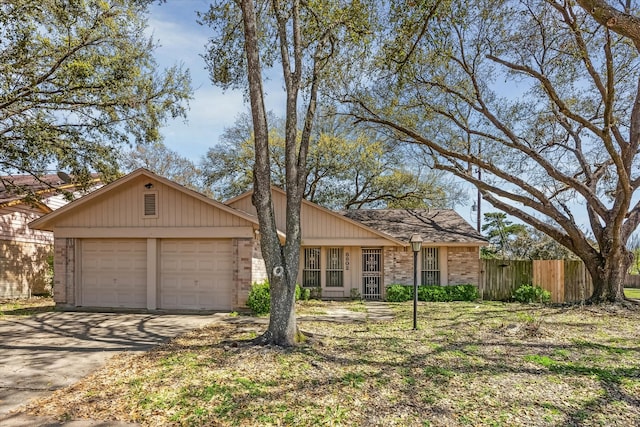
0, 174, 67, 205
341, 209, 486, 245
0, 173, 101, 206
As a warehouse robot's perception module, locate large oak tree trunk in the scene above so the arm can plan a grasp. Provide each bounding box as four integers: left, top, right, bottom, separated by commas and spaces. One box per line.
585, 246, 633, 303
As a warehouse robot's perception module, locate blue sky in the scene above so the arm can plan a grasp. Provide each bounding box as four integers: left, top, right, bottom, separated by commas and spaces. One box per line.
146, 1, 285, 162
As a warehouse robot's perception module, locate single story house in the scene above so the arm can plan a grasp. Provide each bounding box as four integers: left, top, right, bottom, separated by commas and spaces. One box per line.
226, 188, 487, 300
0, 174, 97, 298
30, 168, 486, 311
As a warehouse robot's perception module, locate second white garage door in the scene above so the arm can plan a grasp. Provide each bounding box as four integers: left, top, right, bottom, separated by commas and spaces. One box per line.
159, 239, 233, 310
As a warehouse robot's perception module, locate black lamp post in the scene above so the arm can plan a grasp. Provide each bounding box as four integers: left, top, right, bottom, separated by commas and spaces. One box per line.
410, 234, 423, 330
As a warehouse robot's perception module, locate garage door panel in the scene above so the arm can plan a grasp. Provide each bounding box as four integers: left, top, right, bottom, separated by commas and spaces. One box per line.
160, 239, 232, 310
81, 239, 147, 308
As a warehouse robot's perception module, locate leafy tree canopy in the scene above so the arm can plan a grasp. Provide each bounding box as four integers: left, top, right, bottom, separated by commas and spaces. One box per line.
202, 111, 464, 209
0, 0, 191, 190
120, 142, 210, 196
481, 212, 577, 260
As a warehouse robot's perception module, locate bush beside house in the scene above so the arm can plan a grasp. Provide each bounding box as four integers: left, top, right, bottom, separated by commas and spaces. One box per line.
386, 284, 479, 302
246, 280, 311, 315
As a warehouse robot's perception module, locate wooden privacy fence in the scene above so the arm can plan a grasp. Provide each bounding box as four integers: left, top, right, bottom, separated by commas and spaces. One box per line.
480, 259, 593, 303
626, 274, 640, 288
480, 260, 532, 301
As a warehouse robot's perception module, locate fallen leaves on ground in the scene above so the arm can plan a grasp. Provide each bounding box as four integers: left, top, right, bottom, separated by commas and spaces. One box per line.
25, 300, 640, 426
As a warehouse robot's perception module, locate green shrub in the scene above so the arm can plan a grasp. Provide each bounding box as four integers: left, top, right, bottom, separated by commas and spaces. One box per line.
386, 284, 412, 302
297, 284, 311, 301
386, 284, 479, 302
448, 284, 479, 301
248, 281, 312, 314
247, 280, 271, 314
418, 285, 449, 302
513, 284, 551, 304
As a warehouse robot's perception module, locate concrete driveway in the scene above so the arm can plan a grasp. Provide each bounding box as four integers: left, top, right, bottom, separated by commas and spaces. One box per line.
0, 311, 222, 425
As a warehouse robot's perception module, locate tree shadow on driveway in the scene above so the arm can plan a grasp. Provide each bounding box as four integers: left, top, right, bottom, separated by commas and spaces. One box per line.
0, 311, 219, 419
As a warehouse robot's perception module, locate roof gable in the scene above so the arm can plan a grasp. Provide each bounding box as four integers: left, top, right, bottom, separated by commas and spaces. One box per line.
0, 174, 99, 215
226, 187, 406, 245
30, 169, 258, 231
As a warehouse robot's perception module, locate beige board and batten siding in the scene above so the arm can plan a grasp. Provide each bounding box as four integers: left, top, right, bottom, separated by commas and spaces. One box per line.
50, 176, 252, 237
227, 188, 398, 246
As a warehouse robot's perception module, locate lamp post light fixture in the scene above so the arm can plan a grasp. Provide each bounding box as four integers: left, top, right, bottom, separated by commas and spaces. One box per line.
409, 234, 423, 330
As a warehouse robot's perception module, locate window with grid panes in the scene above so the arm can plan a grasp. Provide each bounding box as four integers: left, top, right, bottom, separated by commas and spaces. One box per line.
325, 248, 344, 287
303, 248, 321, 287
421, 247, 440, 285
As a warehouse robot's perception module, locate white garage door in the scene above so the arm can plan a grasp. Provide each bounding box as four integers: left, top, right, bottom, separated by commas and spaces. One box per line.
160, 239, 233, 310
81, 239, 147, 308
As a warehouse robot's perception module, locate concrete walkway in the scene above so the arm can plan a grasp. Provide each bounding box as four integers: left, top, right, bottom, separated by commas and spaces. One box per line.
298, 300, 394, 323
363, 301, 395, 321
0, 311, 222, 426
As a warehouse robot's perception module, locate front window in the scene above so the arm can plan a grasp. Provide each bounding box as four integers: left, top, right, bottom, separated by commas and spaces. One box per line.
326, 248, 344, 287
303, 247, 321, 287
421, 247, 440, 285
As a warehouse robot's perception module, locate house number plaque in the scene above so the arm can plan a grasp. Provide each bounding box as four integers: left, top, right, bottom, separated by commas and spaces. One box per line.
345, 252, 350, 270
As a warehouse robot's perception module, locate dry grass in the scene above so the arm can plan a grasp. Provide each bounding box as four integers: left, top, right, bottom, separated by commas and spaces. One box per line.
26, 300, 640, 426
0, 296, 54, 318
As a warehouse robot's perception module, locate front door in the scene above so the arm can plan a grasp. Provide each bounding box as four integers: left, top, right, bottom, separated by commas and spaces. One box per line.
362, 248, 382, 300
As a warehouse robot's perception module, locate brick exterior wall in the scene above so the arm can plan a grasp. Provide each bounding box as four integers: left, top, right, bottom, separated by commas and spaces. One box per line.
383, 246, 481, 291
0, 240, 53, 298
53, 238, 75, 306
233, 238, 255, 309
383, 247, 413, 289
251, 238, 267, 285
447, 246, 480, 285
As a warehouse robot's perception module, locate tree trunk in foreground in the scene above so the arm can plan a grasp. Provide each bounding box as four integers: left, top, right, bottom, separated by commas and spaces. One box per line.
585, 246, 633, 303
240, 0, 303, 346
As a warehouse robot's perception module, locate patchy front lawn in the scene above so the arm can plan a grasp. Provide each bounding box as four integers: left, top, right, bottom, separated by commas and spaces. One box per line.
27, 300, 640, 426
0, 297, 54, 318
625, 288, 640, 299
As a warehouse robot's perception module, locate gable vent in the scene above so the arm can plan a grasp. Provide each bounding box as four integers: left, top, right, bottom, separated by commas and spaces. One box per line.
144, 192, 157, 216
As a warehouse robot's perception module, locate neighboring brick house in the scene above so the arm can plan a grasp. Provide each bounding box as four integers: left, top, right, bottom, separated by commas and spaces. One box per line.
31, 169, 486, 311
0, 174, 97, 298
